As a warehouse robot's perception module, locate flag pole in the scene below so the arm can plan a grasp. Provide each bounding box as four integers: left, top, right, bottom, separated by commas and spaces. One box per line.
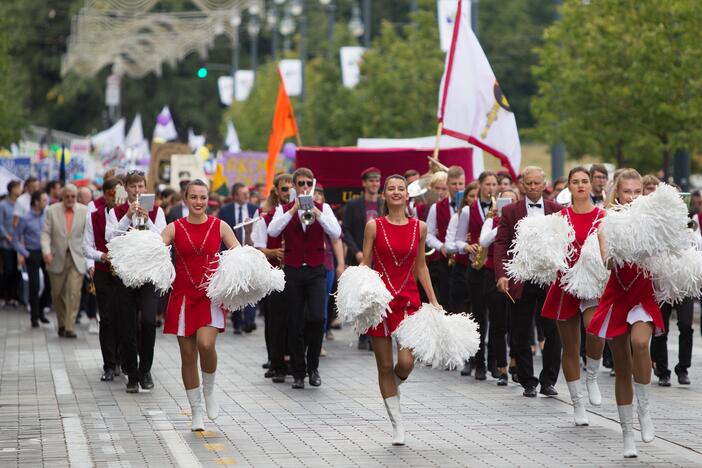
430, 121, 443, 170
295, 133, 302, 147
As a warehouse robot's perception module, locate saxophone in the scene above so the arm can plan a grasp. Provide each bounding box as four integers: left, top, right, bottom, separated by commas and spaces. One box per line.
471, 197, 497, 270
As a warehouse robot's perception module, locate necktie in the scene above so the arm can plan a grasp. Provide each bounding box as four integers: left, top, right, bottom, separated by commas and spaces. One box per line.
236, 205, 244, 243
529, 203, 542, 208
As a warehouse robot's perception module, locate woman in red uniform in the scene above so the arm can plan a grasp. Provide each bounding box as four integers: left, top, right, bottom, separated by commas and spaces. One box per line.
587, 169, 665, 458
542, 167, 606, 426
161, 180, 239, 431
361, 174, 440, 446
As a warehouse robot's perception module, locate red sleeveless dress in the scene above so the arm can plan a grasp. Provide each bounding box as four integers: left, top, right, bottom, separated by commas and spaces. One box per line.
542, 207, 604, 320
368, 217, 422, 337
164, 217, 225, 337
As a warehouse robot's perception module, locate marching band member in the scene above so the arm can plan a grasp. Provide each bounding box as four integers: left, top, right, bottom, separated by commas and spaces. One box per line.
587, 169, 665, 458
361, 174, 440, 446
590, 164, 608, 207
445, 181, 478, 315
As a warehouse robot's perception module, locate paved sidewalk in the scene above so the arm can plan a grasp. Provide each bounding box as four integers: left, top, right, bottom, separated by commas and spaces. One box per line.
0, 305, 701, 467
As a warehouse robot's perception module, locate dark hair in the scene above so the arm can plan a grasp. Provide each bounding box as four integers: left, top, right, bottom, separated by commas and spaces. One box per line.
553, 176, 567, 187
292, 167, 314, 183
403, 169, 420, 179
478, 171, 497, 183
159, 187, 175, 200
184, 179, 209, 198
459, 181, 480, 211
589, 164, 608, 179
231, 182, 246, 196
45, 180, 61, 194
447, 165, 465, 180
179, 179, 191, 193
497, 173, 513, 184
567, 166, 590, 183
24, 176, 38, 186
30, 190, 44, 207
7, 180, 20, 194
103, 177, 122, 192
380, 174, 407, 217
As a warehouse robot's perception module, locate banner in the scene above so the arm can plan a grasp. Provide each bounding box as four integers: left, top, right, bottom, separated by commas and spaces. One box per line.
69, 139, 91, 159
218, 71, 256, 105
170, 154, 207, 190
221, 151, 293, 188
279, 59, 302, 97
340, 46, 366, 88
437, 0, 462, 52
0, 157, 32, 181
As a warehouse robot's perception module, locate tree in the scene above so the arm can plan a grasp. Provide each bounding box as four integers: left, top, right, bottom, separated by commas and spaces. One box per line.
0, 26, 27, 147
532, 0, 702, 174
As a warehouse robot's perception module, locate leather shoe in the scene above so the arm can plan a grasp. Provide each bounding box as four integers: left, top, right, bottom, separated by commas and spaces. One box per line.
272, 373, 286, 383
101, 368, 115, 382
677, 373, 691, 385
264, 369, 276, 378
31, 321, 39, 328
113, 365, 121, 377
474, 368, 487, 381
308, 370, 321, 387
233, 329, 242, 335
39, 316, 50, 324
126, 379, 140, 393
540, 384, 558, 396
262, 361, 270, 369
292, 378, 305, 389
658, 375, 671, 387
523, 386, 537, 397
460, 361, 473, 376
243, 323, 256, 333
140, 372, 154, 390
64, 330, 77, 338
497, 373, 508, 386
58, 327, 65, 337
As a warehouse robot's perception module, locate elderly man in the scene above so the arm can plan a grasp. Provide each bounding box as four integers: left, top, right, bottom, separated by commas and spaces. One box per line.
40, 184, 88, 338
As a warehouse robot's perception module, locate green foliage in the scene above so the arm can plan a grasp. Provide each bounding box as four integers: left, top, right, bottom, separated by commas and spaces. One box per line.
0, 25, 27, 147
532, 0, 702, 172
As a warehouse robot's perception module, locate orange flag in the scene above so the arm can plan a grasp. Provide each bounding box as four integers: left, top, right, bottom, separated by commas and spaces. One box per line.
264, 71, 299, 196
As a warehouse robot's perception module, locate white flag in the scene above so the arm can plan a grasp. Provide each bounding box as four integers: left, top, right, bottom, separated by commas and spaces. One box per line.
153, 106, 178, 142
125, 113, 144, 148
188, 128, 206, 151
340, 46, 366, 88
437, 0, 521, 178
91, 118, 125, 155
225, 120, 241, 153
278, 59, 302, 97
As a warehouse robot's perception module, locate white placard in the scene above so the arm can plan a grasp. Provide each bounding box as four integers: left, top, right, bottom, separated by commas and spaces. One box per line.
340, 46, 366, 88
218, 76, 233, 106
169, 154, 207, 190
279, 59, 302, 97
217, 70, 256, 105
437, 0, 465, 52
69, 139, 91, 158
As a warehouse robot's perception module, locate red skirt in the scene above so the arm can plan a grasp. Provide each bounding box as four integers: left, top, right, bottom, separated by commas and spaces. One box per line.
367, 297, 419, 337
164, 290, 226, 337
542, 282, 598, 321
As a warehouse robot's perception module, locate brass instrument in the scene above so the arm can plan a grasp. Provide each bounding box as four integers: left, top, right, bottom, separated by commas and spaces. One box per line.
299, 179, 317, 226
471, 196, 497, 270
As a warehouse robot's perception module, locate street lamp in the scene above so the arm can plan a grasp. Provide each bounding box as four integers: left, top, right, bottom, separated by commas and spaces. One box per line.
248, 11, 260, 77
290, 0, 303, 17
267, 6, 278, 60
279, 9, 295, 52
230, 10, 241, 100
348, 5, 364, 40
319, 0, 335, 44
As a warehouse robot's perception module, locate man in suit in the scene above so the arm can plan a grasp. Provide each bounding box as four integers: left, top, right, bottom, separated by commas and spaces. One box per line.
219, 182, 259, 333
166, 179, 190, 224
40, 184, 88, 338
342, 167, 382, 350
494, 166, 562, 398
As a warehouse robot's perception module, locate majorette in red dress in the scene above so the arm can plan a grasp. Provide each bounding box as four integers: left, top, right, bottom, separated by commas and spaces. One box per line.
367, 217, 421, 337
587, 263, 665, 339
542, 207, 604, 321
164, 217, 225, 336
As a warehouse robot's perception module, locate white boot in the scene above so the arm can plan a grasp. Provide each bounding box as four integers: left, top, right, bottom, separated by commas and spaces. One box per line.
202, 371, 219, 420
585, 357, 602, 406
186, 388, 205, 431
617, 405, 638, 458
384, 396, 405, 446
566, 380, 589, 426
634, 382, 655, 442
393, 371, 405, 396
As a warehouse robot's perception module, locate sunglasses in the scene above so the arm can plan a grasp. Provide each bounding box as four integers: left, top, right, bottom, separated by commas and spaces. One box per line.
296, 180, 314, 187
279, 186, 290, 192
127, 170, 145, 176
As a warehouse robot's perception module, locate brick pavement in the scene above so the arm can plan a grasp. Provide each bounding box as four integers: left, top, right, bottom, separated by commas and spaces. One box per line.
0, 305, 701, 467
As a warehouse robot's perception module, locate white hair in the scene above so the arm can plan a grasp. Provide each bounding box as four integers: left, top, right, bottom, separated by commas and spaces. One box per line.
522, 166, 545, 180
62, 183, 78, 194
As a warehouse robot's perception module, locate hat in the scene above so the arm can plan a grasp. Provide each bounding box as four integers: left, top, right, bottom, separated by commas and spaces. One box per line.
361, 167, 381, 180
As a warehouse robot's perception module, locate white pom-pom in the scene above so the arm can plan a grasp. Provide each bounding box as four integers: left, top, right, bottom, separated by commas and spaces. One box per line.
560, 231, 609, 300
107, 229, 175, 294
393, 304, 480, 370
642, 246, 702, 304
603, 184, 690, 265
205, 246, 285, 311
335, 266, 392, 334
506, 213, 574, 287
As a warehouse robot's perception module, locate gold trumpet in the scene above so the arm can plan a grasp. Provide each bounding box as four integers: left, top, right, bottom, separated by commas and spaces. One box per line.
471, 196, 497, 270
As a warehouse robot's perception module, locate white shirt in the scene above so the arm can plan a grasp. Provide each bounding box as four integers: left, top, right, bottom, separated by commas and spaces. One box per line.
267, 203, 341, 240
426, 200, 458, 251
251, 208, 269, 249
454, 200, 490, 253
526, 197, 545, 217
105, 204, 167, 241
691, 215, 702, 250
479, 218, 498, 248
83, 206, 107, 271
444, 213, 460, 254
231, 202, 256, 245
13, 193, 31, 219
181, 203, 189, 218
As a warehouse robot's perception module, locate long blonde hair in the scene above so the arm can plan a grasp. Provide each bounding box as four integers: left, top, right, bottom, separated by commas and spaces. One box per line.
605, 168, 641, 208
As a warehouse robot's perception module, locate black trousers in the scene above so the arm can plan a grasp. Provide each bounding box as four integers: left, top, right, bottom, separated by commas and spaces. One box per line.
284, 265, 326, 379
484, 268, 509, 368
448, 262, 469, 313
118, 281, 159, 380
79, 277, 97, 319
651, 298, 694, 377
428, 258, 451, 309
0, 247, 19, 302
26, 250, 51, 323
265, 290, 288, 374
511, 282, 561, 388
467, 267, 489, 369
94, 269, 120, 371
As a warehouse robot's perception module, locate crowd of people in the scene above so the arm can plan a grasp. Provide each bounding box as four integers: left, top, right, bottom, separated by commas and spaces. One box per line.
0, 161, 699, 456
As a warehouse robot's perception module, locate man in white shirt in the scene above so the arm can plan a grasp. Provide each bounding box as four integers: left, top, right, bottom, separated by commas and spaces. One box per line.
106, 171, 166, 394
267, 168, 341, 389
13, 176, 39, 228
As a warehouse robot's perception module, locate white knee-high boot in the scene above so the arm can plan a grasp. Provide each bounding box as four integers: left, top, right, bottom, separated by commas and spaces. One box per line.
617, 405, 638, 458
384, 396, 405, 446
566, 380, 589, 426
202, 371, 219, 420
634, 382, 655, 442
585, 357, 602, 406
186, 388, 205, 431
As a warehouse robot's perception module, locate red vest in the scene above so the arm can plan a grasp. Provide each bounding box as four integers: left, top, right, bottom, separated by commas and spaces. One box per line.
280, 201, 325, 268
91, 202, 110, 272
428, 198, 451, 263
484, 215, 500, 269
262, 210, 284, 267
113, 202, 159, 224
469, 202, 487, 267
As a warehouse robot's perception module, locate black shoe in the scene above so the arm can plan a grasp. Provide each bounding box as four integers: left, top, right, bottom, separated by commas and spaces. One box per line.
272, 373, 286, 383
39, 316, 50, 324
489, 362, 499, 379
292, 378, 305, 389
233, 328, 242, 335
308, 370, 321, 387
497, 373, 508, 386
243, 323, 256, 333
357, 339, 370, 350
126, 379, 140, 393
101, 369, 115, 382
523, 386, 537, 397
155, 319, 163, 328
677, 373, 691, 385
264, 369, 276, 378
540, 384, 558, 396
31, 321, 39, 328
262, 361, 271, 369
474, 368, 487, 381
460, 362, 473, 376
58, 327, 65, 337
113, 365, 121, 377
658, 375, 671, 387
139, 372, 154, 390
64, 330, 77, 338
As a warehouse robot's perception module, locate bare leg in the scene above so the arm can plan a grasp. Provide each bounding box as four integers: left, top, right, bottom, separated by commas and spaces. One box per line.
178, 335, 199, 390
371, 336, 397, 398
583, 307, 605, 360
609, 332, 633, 405
557, 314, 581, 382
394, 343, 414, 382
630, 322, 653, 385
196, 327, 219, 374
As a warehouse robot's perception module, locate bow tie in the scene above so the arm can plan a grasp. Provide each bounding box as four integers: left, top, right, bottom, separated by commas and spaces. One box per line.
591, 195, 603, 203
529, 203, 542, 208
480, 201, 491, 208
450, 201, 456, 208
